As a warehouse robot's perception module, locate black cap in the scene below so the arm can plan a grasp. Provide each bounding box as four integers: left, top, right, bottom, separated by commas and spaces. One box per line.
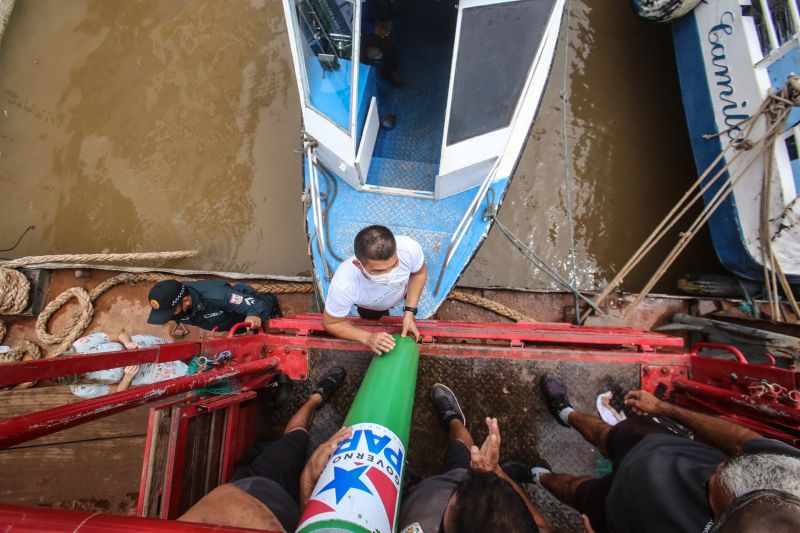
147, 280, 186, 325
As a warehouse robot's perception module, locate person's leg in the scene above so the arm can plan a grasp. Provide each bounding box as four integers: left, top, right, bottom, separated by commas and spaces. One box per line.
539, 474, 613, 533
540, 473, 594, 508
540, 374, 613, 456
239, 366, 347, 501
284, 394, 322, 434
567, 411, 613, 458
430, 384, 472, 473
441, 419, 474, 473
361, 33, 402, 86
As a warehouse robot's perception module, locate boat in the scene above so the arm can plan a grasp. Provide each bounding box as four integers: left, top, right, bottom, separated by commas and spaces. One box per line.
671, 0, 800, 284
281, 0, 566, 317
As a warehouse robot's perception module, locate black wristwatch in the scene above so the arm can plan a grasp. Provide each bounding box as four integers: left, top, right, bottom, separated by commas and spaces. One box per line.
403, 306, 418, 316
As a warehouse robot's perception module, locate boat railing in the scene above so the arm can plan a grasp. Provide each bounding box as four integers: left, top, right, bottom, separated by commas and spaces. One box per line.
306, 142, 332, 281
433, 157, 502, 295
754, 0, 800, 56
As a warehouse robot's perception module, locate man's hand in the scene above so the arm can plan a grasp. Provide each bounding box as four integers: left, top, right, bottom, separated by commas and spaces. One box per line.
470, 417, 501, 473
401, 312, 420, 341
123, 365, 140, 380
624, 389, 664, 416
122, 340, 140, 350
375, 22, 391, 38
300, 426, 353, 508
244, 315, 262, 329
365, 332, 395, 355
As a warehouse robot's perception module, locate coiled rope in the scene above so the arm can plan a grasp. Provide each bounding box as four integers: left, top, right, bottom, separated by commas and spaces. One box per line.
0, 251, 198, 365
0, 270, 41, 389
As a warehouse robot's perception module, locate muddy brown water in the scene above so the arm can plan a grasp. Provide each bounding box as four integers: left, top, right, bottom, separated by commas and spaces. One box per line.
0, 0, 720, 291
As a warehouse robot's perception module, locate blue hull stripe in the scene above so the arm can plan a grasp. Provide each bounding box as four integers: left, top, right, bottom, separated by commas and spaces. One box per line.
672, 14, 771, 281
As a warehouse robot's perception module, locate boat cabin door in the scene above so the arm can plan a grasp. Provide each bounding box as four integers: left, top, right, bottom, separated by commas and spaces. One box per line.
283, 0, 379, 190
436, 0, 559, 199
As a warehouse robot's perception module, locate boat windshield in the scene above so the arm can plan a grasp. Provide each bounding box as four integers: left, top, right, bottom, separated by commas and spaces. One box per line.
291, 0, 356, 133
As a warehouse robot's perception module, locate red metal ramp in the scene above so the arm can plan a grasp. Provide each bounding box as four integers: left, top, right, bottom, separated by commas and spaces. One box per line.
272, 313, 685, 351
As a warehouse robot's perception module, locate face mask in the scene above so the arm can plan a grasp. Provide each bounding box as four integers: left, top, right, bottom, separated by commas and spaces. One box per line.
363, 265, 404, 286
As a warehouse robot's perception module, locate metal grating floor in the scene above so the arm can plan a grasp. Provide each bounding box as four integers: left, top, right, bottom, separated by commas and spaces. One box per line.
371, 0, 454, 167
367, 157, 438, 192
260, 350, 641, 533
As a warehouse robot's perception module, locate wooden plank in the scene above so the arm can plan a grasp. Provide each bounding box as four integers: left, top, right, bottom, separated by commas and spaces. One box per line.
141, 408, 173, 517
0, 436, 145, 506
0, 386, 150, 448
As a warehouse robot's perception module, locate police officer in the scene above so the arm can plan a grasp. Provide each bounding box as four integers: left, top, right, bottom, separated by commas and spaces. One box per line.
146, 279, 281, 332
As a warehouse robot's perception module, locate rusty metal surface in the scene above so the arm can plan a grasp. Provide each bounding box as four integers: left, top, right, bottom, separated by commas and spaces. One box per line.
260, 349, 640, 532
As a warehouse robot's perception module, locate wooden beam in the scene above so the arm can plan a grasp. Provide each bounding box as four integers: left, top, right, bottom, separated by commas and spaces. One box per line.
0, 436, 145, 506
0, 386, 150, 448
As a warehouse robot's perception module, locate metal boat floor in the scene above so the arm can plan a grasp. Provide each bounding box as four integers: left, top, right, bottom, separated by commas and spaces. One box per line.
259, 350, 641, 533
367, 157, 437, 192
311, 170, 509, 318
371, 0, 454, 170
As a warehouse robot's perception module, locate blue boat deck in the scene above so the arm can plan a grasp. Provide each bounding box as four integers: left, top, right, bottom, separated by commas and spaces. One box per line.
307, 160, 509, 318
366, 0, 456, 192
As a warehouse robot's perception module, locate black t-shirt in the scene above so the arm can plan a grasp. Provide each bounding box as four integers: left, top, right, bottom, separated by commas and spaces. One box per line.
179, 280, 278, 331
606, 435, 800, 533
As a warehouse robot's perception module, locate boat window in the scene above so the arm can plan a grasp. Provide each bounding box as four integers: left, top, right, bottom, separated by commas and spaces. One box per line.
785, 131, 800, 192
446, 0, 555, 145
748, 0, 798, 56
291, 0, 356, 132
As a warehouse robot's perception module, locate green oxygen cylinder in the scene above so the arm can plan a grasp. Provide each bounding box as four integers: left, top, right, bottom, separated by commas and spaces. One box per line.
296, 334, 419, 533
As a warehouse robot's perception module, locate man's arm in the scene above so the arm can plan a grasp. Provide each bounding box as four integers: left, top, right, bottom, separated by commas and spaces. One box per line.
299, 427, 353, 511
470, 417, 550, 533
117, 332, 139, 350
109, 365, 139, 393
401, 263, 426, 340
625, 389, 762, 456
323, 311, 395, 355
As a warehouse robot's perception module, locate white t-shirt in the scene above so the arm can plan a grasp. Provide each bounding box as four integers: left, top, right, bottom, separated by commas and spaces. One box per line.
325, 236, 425, 317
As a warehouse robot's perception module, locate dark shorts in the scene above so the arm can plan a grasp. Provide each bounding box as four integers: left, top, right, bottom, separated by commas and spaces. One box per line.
441, 440, 471, 474
357, 306, 391, 320
233, 429, 310, 502
574, 416, 674, 533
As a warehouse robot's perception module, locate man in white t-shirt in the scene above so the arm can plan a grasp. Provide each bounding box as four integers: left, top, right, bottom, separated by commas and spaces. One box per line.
323, 225, 427, 355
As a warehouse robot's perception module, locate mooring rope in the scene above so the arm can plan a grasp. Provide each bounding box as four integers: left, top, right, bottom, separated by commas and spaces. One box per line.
0, 251, 198, 367
447, 290, 536, 323
2, 250, 198, 269
582, 76, 800, 322
483, 190, 603, 318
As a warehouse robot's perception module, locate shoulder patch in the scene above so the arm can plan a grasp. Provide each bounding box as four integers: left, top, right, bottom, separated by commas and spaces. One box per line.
229, 293, 243, 305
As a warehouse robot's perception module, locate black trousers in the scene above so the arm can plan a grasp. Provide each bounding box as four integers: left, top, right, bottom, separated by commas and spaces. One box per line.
573, 416, 675, 533
361, 32, 399, 71
356, 305, 391, 319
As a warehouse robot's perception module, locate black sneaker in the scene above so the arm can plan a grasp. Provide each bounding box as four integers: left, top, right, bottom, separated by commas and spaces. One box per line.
540, 374, 573, 428
430, 383, 466, 426
501, 461, 534, 485
271, 372, 292, 409
312, 366, 346, 406
501, 457, 552, 485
